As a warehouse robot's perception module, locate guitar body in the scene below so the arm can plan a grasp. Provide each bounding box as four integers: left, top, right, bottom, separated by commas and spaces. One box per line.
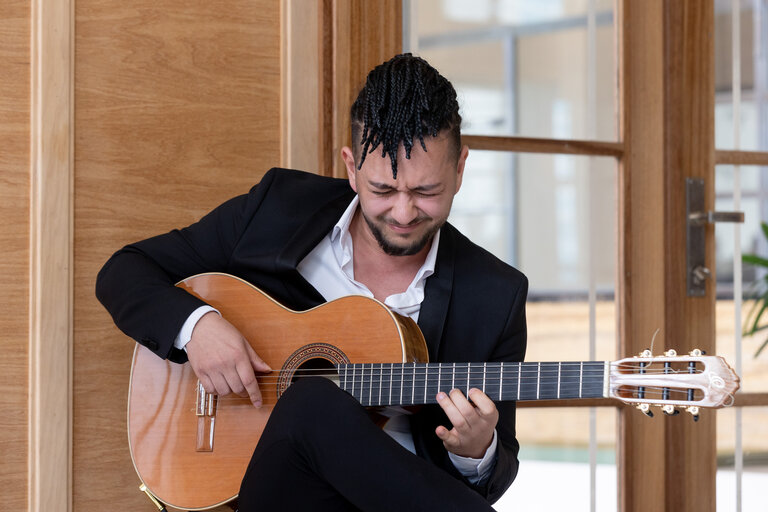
128, 273, 428, 511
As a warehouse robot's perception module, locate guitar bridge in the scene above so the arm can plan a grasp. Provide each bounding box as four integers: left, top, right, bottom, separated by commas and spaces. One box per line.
195, 381, 217, 452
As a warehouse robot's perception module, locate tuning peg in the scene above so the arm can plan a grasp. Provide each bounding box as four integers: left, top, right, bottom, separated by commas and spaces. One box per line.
662, 404, 679, 416
686, 406, 700, 422
664, 349, 677, 357
689, 348, 703, 357
638, 349, 653, 357
636, 403, 654, 417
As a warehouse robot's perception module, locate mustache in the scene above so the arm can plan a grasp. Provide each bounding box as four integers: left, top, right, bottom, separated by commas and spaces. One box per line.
380, 215, 431, 227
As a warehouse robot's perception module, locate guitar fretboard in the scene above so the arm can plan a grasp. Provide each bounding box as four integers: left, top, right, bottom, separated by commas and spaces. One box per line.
336, 361, 607, 406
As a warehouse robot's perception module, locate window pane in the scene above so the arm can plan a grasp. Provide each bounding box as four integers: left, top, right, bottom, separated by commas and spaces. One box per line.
716, 407, 768, 511
408, 0, 617, 140
451, 151, 617, 298
715, 165, 768, 393
495, 407, 617, 512
714, 0, 768, 152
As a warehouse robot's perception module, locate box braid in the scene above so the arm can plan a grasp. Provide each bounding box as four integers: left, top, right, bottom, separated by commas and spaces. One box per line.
350, 53, 462, 179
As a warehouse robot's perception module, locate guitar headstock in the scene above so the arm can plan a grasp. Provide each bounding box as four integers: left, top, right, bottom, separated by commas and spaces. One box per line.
609, 349, 740, 420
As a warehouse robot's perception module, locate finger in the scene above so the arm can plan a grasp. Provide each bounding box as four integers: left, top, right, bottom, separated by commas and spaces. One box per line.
245, 343, 272, 373
197, 375, 216, 395
210, 373, 233, 397
436, 391, 470, 431
236, 359, 263, 408
224, 368, 247, 396
467, 388, 497, 416
435, 425, 457, 445
449, 388, 480, 420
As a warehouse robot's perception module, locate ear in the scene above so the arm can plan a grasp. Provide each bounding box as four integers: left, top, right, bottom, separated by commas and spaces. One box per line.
341, 146, 359, 193
454, 144, 469, 194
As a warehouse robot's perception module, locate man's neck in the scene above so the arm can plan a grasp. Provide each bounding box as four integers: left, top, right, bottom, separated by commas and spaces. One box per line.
348, 210, 432, 301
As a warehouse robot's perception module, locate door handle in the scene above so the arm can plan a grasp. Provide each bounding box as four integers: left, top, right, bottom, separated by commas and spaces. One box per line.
686, 178, 744, 296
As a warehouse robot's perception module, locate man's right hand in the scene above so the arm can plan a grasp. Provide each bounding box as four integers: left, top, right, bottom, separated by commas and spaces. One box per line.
185, 311, 271, 408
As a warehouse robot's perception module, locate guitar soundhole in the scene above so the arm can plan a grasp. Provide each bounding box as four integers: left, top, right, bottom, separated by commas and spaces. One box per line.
277, 343, 350, 399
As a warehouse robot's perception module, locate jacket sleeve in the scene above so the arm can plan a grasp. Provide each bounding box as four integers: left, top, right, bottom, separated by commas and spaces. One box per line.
479, 273, 528, 503
95, 168, 280, 362
410, 270, 528, 504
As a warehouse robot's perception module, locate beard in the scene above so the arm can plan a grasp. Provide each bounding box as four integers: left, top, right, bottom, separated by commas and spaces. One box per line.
361, 210, 445, 256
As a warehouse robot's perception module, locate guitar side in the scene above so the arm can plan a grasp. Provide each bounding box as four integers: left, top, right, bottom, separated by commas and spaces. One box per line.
128, 273, 428, 511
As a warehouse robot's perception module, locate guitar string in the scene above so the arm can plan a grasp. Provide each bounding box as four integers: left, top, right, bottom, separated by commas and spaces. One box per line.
204, 381, 703, 400
237, 362, 707, 373
205, 387, 705, 405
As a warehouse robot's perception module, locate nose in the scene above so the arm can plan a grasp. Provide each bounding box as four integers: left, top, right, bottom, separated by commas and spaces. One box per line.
390, 192, 418, 226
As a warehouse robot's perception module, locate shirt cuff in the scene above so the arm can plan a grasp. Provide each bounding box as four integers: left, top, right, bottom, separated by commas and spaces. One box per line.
173, 305, 220, 351
447, 429, 498, 485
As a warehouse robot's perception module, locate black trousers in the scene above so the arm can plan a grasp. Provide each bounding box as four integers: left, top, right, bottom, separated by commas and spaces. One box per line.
237, 377, 495, 512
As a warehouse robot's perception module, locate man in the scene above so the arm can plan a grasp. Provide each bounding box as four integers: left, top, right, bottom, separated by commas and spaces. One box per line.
96, 53, 527, 511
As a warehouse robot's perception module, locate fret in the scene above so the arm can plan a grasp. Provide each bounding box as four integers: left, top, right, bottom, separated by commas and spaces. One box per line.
519, 362, 538, 400
451, 362, 455, 390
388, 363, 393, 406
351, 364, 356, 401
559, 362, 583, 399
411, 362, 416, 405
377, 363, 383, 406
466, 362, 471, 396
368, 363, 373, 406
482, 362, 486, 394
538, 363, 560, 400
557, 362, 561, 399
424, 364, 428, 404
499, 363, 503, 401
536, 362, 541, 399
517, 362, 521, 400
342, 365, 347, 393
579, 361, 583, 398
581, 362, 606, 398
438, 363, 442, 395
360, 364, 368, 406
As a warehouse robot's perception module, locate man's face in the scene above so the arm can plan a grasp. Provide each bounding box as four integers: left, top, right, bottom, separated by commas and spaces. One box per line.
344, 132, 468, 256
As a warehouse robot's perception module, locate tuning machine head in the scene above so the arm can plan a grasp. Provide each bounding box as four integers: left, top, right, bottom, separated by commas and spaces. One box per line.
636, 403, 654, 417
662, 404, 680, 416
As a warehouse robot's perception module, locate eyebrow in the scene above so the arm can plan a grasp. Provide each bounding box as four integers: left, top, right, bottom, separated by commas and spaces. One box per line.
368, 181, 443, 193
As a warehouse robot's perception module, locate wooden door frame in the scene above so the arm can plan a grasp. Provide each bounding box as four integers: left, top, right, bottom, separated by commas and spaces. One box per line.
618, 1, 716, 511
29, 0, 74, 510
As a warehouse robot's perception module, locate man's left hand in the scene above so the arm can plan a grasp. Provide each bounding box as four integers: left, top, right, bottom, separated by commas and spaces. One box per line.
435, 388, 498, 459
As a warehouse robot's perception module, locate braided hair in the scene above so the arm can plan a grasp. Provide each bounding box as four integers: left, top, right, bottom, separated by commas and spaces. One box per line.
350, 53, 462, 179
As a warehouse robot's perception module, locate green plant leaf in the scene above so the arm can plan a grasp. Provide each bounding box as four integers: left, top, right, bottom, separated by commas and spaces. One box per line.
756, 338, 768, 357
746, 301, 768, 336
742, 254, 768, 268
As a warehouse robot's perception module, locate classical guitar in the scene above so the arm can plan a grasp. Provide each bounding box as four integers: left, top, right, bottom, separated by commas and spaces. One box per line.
128, 273, 740, 511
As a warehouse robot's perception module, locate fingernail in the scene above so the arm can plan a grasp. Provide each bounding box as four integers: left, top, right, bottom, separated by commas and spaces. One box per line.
254, 400, 262, 408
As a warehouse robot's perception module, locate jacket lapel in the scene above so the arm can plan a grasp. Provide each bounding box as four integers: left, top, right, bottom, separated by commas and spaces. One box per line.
418, 225, 455, 361
274, 190, 356, 308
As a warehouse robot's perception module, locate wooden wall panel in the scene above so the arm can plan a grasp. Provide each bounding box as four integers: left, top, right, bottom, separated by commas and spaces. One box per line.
74, 1, 280, 509
0, 0, 29, 509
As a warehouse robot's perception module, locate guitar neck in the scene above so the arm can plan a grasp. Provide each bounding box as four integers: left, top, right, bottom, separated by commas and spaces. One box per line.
336, 361, 608, 406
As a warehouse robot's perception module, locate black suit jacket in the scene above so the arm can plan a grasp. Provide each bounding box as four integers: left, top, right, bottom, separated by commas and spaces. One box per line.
96, 168, 528, 503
